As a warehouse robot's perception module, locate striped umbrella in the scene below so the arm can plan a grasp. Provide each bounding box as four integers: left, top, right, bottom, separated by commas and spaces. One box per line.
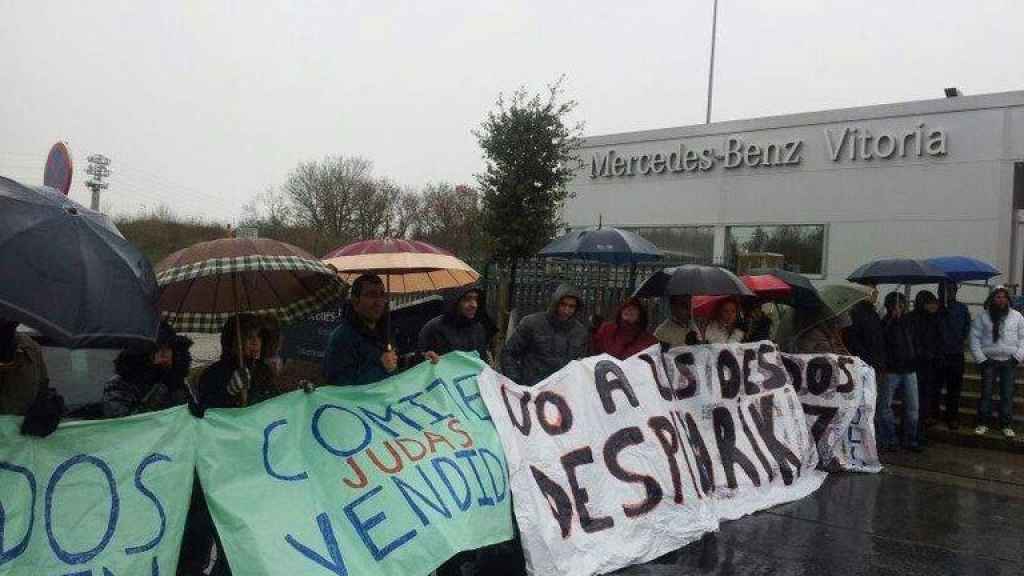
156, 238, 346, 333
322, 239, 479, 294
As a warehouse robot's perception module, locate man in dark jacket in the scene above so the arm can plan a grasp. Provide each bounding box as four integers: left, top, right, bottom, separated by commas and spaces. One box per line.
937, 282, 971, 429
102, 322, 193, 417
907, 290, 942, 442
418, 285, 492, 362
198, 314, 276, 409
846, 284, 886, 373
501, 284, 588, 386
323, 274, 436, 387
880, 292, 921, 451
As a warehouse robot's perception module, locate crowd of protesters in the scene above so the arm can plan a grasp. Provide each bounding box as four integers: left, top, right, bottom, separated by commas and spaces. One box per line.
2, 270, 1022, 575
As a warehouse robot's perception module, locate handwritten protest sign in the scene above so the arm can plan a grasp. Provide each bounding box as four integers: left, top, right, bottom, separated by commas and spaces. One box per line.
196, 352, 513, 576
0, 407, 196, 576
479, 342, 827, 576
786, 354, 881, 473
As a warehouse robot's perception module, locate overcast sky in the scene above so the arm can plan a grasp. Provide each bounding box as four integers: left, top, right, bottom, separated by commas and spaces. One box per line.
2, 0, 1022, 221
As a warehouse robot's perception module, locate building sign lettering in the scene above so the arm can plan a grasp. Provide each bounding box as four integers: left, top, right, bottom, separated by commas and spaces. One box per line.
589, 123, 947, 178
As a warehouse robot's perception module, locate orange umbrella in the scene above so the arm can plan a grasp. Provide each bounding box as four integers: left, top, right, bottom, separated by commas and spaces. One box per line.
322, 239, 479, 294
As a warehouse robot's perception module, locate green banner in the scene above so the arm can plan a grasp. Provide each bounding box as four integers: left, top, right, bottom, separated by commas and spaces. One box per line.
0, 407, 196, 576
197, 352, 513, 576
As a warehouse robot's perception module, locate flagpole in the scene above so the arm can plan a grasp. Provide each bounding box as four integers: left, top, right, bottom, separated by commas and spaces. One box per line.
705, 0, 719, 125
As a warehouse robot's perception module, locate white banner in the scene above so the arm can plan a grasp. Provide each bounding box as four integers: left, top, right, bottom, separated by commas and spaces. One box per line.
785, 354, 881, 473
481, 341, 830, 576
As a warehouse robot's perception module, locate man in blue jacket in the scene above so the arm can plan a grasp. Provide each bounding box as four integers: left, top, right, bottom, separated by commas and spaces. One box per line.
937, 283, 971, 429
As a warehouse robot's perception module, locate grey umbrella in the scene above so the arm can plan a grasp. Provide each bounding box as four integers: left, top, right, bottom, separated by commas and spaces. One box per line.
0, 176, 160, 348
635, 264, 754, 297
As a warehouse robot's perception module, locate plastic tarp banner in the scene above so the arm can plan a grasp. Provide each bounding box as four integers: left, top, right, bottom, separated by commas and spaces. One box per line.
0, 406, 196, 576
479, 342, 828, 576
196, 352, 514, 576
786, 354, 881, 473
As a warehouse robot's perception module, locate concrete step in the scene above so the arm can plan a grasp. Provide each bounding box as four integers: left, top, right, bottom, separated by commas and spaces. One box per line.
922, 422, 1024, 454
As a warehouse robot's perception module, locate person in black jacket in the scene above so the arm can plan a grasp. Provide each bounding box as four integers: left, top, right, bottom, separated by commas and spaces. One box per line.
880, 292, 921, 451
197, 314, 276, 409
907, 290, 942, 443
846, 284, 887, 373
418, 285, 492, 362
937, 282, 971, 429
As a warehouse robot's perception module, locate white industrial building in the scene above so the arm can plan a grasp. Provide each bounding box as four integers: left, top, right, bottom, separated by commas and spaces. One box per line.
564, 90, 1024, 297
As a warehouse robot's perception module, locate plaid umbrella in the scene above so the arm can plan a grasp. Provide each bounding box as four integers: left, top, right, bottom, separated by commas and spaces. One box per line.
156, 238, 345, 333
322, 239, 479, 294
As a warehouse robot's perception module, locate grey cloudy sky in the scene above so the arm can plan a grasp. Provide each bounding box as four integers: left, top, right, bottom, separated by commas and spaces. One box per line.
2, 0, 1022, 221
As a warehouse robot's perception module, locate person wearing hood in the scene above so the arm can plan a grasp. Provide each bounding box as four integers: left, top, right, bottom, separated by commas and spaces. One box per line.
102, 321, 193, 417
846, 284, 887, 373
324, 274, 437, 387
907, 290, 942, 439
654, 294, 703, 347
418, 285, 492, 362
0, 318, 62, 437
501, 284, 588, 386
937, 282, 971, 429
880, 292, 921, 452
704, 298, 745, 344
795, 312, 851, 355
197, 314, 276, 409
591, 297, 658, 360
969, 286, 1024, 438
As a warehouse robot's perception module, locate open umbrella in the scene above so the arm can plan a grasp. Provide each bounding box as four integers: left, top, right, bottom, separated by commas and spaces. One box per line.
848, 258, 949, 285
925, 256, 1000, 283
156, 238, 345, 333
0, 176, 160, 348
539, 227, 661, 265
323, 239, 479, 294
776, 284, 871, 350
749, 268, 824, 310
634, 265, 753, 298
691, 274, 792, 317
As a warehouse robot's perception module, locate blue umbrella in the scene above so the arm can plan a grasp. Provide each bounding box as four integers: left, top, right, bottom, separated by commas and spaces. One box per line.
847, 258, 950, 285
539, 227, 661, 265
925, 256, 1000, 283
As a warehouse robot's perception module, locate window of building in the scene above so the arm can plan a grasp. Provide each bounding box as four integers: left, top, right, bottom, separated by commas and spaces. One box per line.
726, 224, 827, 276
626, 226, 715, 264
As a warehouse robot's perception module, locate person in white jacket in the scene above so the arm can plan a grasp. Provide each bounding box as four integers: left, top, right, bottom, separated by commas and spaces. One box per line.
969, 286, 1024, 438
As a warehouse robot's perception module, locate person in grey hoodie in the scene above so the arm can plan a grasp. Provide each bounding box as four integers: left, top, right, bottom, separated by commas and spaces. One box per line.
501, 284, 588, 386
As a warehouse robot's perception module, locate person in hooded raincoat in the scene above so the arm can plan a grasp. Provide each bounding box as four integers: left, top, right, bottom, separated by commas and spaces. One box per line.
501, 284, 588, 386
102, 321, 193, 418
418, 284, 492, 362
591, 297, 658, 360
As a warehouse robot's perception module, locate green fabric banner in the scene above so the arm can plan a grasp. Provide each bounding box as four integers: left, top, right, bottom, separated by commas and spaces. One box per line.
0, 406, 196, 575
197, 352, 513, 576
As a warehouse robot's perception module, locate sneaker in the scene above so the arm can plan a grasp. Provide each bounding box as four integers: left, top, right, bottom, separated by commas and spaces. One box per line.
975, 425, 989, 436
1003, 428, 1016, 439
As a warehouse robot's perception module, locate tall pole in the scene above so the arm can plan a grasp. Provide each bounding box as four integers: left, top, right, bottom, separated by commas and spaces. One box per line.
85, 154, 111, 211
705, 0, 719, 125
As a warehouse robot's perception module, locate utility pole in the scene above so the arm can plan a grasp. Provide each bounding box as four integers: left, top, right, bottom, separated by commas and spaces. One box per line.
705, 0, 719, 125
85, 154, 111, 211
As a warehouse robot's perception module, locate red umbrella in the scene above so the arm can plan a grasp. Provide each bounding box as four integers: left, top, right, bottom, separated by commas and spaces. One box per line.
692, 274, 792, 318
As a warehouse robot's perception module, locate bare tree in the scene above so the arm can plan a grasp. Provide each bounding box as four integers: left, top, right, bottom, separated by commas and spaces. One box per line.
412, 183, 486, 260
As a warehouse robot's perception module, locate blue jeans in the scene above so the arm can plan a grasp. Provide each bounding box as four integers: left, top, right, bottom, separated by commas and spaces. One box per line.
879, 372, 919, 447
978, 360, 1017, 428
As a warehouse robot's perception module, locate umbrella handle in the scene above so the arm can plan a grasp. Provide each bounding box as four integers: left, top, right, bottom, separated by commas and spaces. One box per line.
233, 276, 248, 407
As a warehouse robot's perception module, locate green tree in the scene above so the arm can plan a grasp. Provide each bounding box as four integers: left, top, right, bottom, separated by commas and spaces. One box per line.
474, 77, 583, 310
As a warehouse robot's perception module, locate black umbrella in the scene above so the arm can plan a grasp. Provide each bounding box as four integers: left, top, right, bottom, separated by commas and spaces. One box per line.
539, 227, 661, 265
749, 268, 825, 310
0, 176, 160, 348
847, 258, 949, 285
634, 265, 753, 297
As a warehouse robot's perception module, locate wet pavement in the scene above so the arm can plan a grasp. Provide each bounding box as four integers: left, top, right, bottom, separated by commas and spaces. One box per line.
615, 443, 1024, 575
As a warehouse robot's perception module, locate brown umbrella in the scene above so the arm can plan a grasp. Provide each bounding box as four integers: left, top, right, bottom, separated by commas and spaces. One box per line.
322, 239, 479, 294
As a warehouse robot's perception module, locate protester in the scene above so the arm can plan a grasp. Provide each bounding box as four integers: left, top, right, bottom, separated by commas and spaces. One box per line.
654, 294, 703, 347
418, 285, 492, 362
591, 297, 658, 359
846, 283, 886, 374
324, 274, 436, 387
197, 314, 276, 408
0, 318, 62, 437
907, 291, 942, 441
260, 317, 284, 377
937, 282, 971, 429
795, 312, 851, 354
102, 322, 192, 418
704, 298, 745, 344
501, 284, 588, 386
969, 286, 1024, 437
742, 300, 773, 343
879, 292, 921, 451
